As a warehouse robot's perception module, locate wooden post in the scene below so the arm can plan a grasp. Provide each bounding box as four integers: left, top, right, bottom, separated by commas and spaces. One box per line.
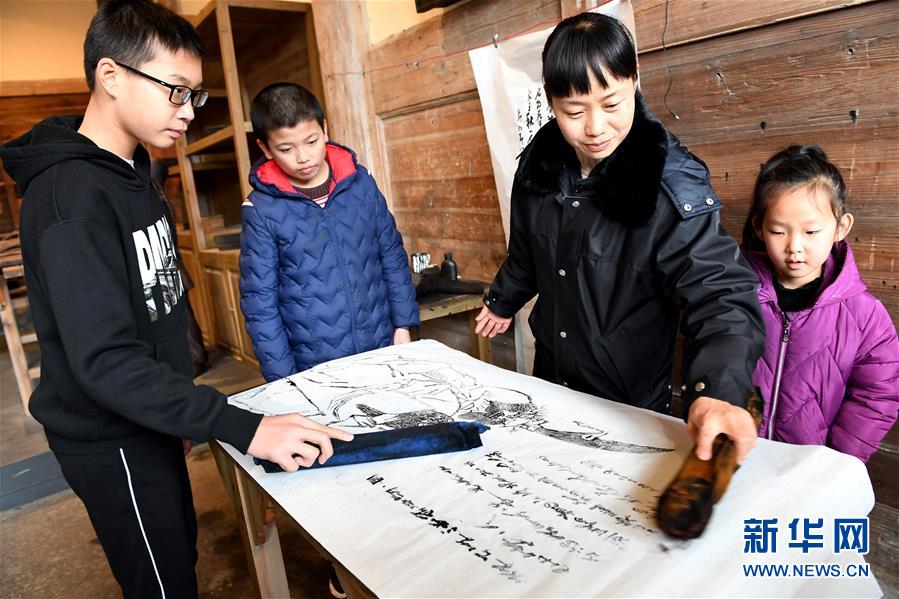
174, 137, 217, 347
216, 0, 254, 200
1, 167, 20, 231
310, 0, 389, 187
305, 10, 326, 115
233, 463, 290, 598
468, 309, 493, 364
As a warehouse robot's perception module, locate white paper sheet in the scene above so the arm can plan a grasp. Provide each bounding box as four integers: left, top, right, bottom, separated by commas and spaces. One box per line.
223, 340, 881, 598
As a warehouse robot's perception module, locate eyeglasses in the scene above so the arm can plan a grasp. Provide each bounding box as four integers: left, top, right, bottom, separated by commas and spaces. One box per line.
114, 61, 208, 108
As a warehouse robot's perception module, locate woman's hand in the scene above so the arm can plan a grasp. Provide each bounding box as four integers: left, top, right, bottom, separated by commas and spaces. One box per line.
687, 396, 758, 465
474, 306, 512, 338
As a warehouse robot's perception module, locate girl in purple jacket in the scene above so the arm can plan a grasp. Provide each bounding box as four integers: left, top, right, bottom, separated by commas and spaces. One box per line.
741, 145, 899, 462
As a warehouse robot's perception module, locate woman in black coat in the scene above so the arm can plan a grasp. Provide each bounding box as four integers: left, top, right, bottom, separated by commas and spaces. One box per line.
475, 12, 765, 464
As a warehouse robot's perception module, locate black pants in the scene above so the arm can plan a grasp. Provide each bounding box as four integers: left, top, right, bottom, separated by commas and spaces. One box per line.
54, 434, 198, 598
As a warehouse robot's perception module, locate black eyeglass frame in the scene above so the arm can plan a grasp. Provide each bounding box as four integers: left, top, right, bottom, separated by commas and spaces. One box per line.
114, 61, 208, 108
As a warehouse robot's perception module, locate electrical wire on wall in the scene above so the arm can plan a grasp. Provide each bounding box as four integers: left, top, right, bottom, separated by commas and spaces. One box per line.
661, 0, 679, 120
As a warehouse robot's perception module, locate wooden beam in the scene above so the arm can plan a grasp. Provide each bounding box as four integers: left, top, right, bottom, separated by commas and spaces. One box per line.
190, 0, 216, 27
1, 168, 19, 231
184, 124, 234, 155
227, 0, 309, 11
0, 79, 88, 97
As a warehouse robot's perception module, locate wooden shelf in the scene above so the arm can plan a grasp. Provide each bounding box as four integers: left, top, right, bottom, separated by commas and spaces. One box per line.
185, 122, 251, 156
168, 152, 238, 176
229, 0, 309, 11
176, 0, 322, 359
185, 125, 233, 155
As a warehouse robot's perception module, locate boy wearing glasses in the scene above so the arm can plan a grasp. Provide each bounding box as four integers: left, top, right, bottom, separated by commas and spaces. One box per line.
0, 1, 351, 596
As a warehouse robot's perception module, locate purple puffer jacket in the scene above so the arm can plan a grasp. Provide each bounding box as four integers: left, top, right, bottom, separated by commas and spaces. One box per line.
743, 241, 899, 463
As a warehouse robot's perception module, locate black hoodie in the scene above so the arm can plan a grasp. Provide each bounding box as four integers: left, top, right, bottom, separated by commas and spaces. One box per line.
0, 116, 262, 454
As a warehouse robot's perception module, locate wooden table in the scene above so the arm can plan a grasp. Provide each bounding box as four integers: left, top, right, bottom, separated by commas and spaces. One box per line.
208, 293, 492, 598
210, 342, 880, 599
210, 439, 375, 598
415, 286, 491, 365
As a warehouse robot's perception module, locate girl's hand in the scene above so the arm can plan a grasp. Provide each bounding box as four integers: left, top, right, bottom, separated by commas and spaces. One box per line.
687, 396, 758, 465
393, 328, 412, 345
474, 306, 512, 338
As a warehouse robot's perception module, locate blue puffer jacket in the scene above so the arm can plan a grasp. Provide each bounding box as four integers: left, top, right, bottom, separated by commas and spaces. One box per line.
240, 142, 420, 381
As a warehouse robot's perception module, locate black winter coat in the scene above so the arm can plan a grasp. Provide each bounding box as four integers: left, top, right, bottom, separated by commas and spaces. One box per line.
484, 95, 764, 414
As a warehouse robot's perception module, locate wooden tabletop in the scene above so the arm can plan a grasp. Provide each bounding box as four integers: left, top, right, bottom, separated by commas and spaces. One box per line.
416, 280, 487, 322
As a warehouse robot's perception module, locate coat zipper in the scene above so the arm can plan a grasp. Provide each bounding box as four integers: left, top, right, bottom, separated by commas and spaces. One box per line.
767, 311, 791, 440
322, 193, 360, 355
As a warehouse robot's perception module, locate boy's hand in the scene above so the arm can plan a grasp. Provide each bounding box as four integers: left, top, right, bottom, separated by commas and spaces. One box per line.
687, 396, 757, 465
182, 438, 192, 457
393, 328, 412, 345
474, 306, 512, 338
247, 414, 354, 472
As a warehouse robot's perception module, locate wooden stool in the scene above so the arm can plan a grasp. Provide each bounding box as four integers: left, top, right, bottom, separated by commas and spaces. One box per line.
0, 231, 39, 414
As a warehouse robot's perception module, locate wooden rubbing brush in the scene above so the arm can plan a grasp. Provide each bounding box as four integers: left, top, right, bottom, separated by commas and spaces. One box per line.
657, 389, 765, 539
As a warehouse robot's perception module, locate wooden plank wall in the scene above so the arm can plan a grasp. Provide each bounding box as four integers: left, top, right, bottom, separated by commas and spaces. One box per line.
368, 0, 561, 284
637, 0, 899, 318
632, 0, 898, 587
362, 0, 898, 590
0, 80, 91, 231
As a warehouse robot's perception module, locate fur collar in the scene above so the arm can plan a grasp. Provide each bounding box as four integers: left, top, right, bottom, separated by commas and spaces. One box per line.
515, 92, 670, 226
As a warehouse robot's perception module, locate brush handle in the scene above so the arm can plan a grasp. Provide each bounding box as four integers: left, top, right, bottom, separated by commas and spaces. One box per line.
657, 389, 764, 539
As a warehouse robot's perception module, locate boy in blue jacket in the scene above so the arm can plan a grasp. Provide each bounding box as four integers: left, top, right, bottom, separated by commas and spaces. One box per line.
241, 83, 420, 382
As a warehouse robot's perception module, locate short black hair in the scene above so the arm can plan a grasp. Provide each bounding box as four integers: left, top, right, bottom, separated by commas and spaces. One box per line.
542, 12, 638, 100
83, 0, 205, 90
742, 145, 848, 250
251, 83, 325, 144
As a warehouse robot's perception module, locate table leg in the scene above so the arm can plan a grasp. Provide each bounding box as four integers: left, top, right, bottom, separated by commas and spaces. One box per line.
333, 560, 377, 599
233, 463, 291, 598
468, 309, 493, 364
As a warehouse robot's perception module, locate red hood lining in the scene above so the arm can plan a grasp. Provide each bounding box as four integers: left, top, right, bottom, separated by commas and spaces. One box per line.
256, 143, 357, 195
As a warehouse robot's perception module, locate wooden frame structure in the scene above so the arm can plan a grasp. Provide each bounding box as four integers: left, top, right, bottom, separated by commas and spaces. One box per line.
172, 0, 323, 366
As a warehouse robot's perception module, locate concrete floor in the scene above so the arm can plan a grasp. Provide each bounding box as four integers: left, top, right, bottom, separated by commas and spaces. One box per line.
0, 347, 333, 598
